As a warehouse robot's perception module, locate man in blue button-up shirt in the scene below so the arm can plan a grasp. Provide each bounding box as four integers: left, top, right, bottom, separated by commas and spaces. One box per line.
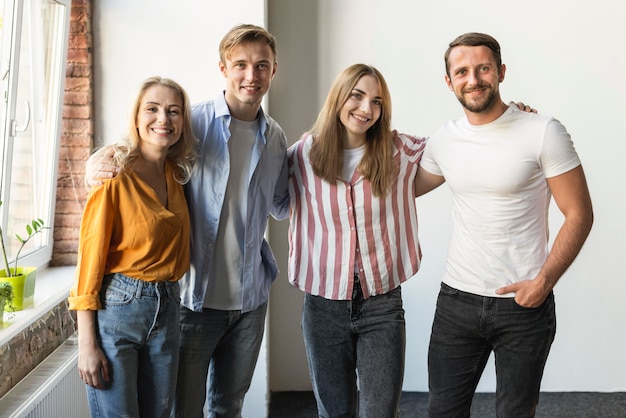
173, 24, 289, 417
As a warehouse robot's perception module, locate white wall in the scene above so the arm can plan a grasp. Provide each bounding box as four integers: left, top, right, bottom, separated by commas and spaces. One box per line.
93, 1, 626, 415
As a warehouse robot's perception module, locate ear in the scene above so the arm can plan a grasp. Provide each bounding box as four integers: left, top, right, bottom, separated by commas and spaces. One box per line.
499, 64, 506, 83
445, 74, 453, 91
219, 61, 227, 78
271, 61, 278, 79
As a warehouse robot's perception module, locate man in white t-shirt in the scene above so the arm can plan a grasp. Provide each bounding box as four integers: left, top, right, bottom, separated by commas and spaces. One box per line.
416, 32, 593, 417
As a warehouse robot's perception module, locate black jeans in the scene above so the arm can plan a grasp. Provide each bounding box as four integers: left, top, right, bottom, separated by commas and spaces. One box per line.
428, 282, 556, 418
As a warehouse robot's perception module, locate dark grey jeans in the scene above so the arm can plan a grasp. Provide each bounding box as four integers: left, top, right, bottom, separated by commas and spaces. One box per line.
302, 277, 405, 418
428, 282, 557, 418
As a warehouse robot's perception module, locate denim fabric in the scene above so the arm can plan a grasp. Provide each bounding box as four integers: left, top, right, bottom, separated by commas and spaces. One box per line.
428, 282, 556, 418
302, 278, 405, 418
172, 303, 267, 418
86, 273, 180, 418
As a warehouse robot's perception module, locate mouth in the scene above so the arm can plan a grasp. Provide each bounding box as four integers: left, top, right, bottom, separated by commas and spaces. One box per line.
463, 86, 487, 96
242, 85, 260, 93
351, 113, 370, 123
152, 128, 172, 135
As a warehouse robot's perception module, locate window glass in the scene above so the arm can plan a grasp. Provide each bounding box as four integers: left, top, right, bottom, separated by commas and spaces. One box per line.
0, 0, 70, 269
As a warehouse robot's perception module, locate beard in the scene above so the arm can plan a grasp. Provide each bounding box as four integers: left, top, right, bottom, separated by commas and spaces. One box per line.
457, 85, 498, 113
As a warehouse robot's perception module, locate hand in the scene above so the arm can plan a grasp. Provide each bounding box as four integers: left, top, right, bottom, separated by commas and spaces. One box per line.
85, 147, 119, 188
495, 279, 548, 308
509, 101, 538, 114
78, 343, 110, 389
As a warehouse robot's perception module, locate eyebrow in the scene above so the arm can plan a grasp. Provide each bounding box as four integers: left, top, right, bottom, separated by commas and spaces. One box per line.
352, 88, 382, 100
144, 101, 182, 108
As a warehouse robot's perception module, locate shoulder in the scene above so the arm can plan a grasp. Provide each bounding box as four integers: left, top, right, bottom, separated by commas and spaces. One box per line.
394, 130, 428, 146
393, 130, 428, 157
287, 133, 313, 160
261, 111, 287, 144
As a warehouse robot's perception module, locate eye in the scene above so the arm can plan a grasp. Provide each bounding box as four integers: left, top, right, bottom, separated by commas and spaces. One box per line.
258, 63, 269, 70
168, 109, 180, 116
372, 99, 382, 106
351, 92, 362, 99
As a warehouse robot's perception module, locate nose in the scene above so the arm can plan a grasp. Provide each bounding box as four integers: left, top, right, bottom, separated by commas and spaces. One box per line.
157, 109, 168, 123
360, 100, 371, 114
467, 69, 480, 86
245, 66, 256, 81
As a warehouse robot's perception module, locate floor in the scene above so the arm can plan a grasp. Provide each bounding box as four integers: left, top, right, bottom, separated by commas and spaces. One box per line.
268, 391, 626, 417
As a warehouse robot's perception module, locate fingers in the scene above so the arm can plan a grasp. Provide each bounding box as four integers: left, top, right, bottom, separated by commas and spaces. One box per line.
495, 282, 518, 295
79, 369, 105, 389
509, 101, 538, 114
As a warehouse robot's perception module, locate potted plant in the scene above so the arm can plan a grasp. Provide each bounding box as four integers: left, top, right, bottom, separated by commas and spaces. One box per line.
0, 200, 47, 311
0, 281, 15, 324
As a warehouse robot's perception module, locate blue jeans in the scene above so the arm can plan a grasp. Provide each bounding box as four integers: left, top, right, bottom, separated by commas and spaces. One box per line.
428, 283, 557, 418
172, 303, 267, 418
86, 273, 180, 418
302, 277, 405, 418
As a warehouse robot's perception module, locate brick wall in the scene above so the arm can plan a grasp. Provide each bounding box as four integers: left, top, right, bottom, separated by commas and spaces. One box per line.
52, 0, 92, 266
0, 302, 75, 398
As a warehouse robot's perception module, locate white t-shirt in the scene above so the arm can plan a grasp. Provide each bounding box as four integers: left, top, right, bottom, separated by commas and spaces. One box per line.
205, 117, 258, 309
420, 106, 581, 297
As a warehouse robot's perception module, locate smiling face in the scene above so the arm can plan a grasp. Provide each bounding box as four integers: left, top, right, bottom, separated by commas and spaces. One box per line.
136, 84, 184, 153
220, 40, 277, 121
338, 74, 382, 149
445, 45, 506, 115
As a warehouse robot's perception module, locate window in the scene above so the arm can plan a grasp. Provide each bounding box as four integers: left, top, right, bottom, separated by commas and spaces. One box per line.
0, 0, 70, 269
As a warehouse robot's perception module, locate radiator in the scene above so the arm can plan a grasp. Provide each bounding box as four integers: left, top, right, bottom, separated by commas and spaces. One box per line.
0, 338, 89, 418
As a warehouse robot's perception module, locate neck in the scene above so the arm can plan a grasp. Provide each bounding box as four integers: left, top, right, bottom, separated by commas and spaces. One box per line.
343, 133, 366, 150
465, 100, 508, 126
225, 95, 261, 122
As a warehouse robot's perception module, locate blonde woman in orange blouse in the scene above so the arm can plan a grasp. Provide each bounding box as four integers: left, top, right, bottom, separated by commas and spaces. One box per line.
68, 76, 196, 418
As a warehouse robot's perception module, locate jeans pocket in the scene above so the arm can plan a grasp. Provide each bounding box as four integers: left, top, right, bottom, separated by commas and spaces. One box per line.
511, 291, 554, 311
101, 274, 135, 307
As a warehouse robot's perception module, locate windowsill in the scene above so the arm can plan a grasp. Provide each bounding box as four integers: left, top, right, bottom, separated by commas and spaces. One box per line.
0, 265, 75, 347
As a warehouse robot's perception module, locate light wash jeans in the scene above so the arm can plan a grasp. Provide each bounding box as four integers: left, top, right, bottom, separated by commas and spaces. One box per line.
86, 273, 180, 418
302, 276, 405, 418
172, 303, 267, 418
428, 282, 557, 418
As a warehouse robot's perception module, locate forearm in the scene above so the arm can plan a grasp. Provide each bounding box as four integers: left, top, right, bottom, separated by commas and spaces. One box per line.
76, 310, 99, 349
534, 210, 593, 293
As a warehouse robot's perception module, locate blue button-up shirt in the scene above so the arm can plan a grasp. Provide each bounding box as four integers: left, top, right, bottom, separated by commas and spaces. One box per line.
180, 92, 289, 313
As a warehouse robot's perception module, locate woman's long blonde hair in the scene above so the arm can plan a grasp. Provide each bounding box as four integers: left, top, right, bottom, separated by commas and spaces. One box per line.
309, 64, 395, 197
111, 76, 197, 184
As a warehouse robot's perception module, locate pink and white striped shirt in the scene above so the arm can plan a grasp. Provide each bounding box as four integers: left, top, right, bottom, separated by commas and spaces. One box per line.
287, 131, 427, 300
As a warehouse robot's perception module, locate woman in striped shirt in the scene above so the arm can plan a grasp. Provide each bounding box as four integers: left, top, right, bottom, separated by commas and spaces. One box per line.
287, 64, 427, 417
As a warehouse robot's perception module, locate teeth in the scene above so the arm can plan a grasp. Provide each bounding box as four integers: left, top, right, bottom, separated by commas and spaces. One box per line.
353, 114, 368, 122
153, 128, 171, 134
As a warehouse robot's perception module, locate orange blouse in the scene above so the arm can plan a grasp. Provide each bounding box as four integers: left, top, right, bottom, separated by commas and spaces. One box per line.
68, 162, 190, 310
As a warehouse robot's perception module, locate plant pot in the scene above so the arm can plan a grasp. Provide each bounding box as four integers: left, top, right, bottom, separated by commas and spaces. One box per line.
0, 267, 37, 311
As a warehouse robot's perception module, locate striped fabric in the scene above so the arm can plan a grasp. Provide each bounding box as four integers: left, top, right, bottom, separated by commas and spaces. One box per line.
287, 131, 427, 300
